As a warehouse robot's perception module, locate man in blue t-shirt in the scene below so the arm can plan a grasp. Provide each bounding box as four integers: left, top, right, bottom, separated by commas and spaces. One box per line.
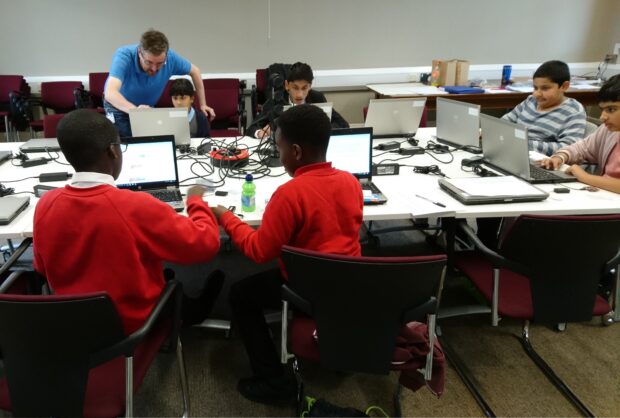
103, 29, 215, 137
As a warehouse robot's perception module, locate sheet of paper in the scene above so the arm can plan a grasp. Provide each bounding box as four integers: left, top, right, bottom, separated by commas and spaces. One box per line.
447, 176, 546, 197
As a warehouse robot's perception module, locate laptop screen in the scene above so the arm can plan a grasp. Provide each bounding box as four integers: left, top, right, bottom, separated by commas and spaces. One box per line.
364, 98, 426, 136
436, 97, 480, 147
327, 127, 373, 180
128, 107, 190, 145
116, 135, 180, 190
283, 102, 333, 120
480, 114, 530, 179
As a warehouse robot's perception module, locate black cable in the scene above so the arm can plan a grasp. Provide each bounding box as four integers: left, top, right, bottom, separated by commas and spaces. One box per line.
2, 175, 40, 183
413, 165, 447, 177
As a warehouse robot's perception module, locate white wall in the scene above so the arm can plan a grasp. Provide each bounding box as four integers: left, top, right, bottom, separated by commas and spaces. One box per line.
1, 0, 619, 76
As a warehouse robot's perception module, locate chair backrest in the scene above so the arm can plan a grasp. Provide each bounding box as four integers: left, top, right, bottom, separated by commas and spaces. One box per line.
500, 214, 620, 323
155, 79, 174, 108
8, 91, 33, 131
0, 292, 125, 417
43, 113, 65, 137
88, 72, 108, 107
281, 246, 446, 374
0, 75, 24, 105
40, 81, 83, 113
203, 78, 241, 124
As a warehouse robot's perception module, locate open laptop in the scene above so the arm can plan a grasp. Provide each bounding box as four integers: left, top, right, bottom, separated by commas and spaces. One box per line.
327, 127, 388, 205
0, 196, 30, 225
129, 107, 191, 147
435, 97, 482, 153
115, 135, 185, 211
19, 138, 61, 154
480, 114, 578, 184
283, 102, 333, 120
364, 98, 426, 138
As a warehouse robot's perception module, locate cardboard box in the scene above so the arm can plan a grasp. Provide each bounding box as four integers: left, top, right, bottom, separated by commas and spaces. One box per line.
437, 60, 456, 86
455, 60, 470, 86
432, 59, 470, 86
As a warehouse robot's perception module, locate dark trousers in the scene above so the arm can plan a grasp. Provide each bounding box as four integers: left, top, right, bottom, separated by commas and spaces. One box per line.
229, 268, 284, 378
103, 101, 132, 138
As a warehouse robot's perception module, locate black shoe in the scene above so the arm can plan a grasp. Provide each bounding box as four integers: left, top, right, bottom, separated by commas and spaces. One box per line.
237, 375, 297, 404
182, 269, 225, 326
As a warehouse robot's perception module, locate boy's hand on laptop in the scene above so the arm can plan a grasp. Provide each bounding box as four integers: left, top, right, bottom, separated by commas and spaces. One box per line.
565, 164, 586, 179
539, 156, 563, 170
201, 105, 216, 121
186, 185, 207, 199
209, 205, 230, 220
137, 104, 151, 109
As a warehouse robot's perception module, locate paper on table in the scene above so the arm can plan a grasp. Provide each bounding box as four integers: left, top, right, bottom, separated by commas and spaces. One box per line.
506, 85, 534, 93
407, 194, 456, 217
447, 176, 546, 197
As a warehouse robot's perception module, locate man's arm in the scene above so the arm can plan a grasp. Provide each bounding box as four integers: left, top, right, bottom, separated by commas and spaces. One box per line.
104, 76, 139, 113
188, 64, 216, 121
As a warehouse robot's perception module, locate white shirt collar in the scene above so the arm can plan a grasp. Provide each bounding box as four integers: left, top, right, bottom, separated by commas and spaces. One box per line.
70, 172, 116, 188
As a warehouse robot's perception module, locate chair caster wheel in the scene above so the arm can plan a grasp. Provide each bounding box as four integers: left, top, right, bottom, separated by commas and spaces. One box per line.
555, 323, 566, 332
602, 313, 614, 326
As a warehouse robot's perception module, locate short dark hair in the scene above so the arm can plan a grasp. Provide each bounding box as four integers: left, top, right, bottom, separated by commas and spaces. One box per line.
57, 109, 118, 171
169, 78, 195, 97
276, 104, 330, 154
533, 60, 570, 85
598, 74, 620, 102
287, 62, 314, 83
140, 29, 169, 55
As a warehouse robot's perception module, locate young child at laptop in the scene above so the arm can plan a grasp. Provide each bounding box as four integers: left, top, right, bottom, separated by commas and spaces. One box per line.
502, 60, 586, 156
209, 104, 363, 404
33, 109, 223, 334
170, 78, 211, 138
540, 74, 620, 194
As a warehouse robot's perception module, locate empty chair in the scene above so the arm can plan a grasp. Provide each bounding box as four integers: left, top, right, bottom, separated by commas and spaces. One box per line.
89, 72, 109, 109
280, 246, 447, 415
40, 81, 83, 114
0, 280, 189, 418
452, 215, 620, 416
43, 113, 65, 137
8, 90, 42, 139
0, 75, 25, 140
203, 78, 246, 137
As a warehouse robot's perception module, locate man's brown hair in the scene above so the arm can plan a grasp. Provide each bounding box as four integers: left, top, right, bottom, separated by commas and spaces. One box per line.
140, 29, 169, 55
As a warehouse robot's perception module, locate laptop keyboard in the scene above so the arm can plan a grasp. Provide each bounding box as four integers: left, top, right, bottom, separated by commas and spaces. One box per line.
148, 189, 182, 202
362, 182, 381, 194
529, 164, 565, 181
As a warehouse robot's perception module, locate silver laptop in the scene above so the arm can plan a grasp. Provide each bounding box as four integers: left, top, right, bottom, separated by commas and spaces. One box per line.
129, 107, 191, 146
283, 102, 333, 120
480, 114, 578, 184
327, 127, 387, 205
0, 196, 30, 225
0, 151, 11, 165
115, 135, 185, 211
436, 97, 481, 153
19, 138, 61, 154
364, 98, 426, 138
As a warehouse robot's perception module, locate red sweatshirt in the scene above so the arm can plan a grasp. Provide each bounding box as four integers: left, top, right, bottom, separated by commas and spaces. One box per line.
219, 162, 363, 269
33, 185, 220, 334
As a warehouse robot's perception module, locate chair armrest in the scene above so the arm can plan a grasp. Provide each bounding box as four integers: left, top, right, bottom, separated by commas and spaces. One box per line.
458, 221, 529, 276
281, 284, 312, 316
402, 297, 438, 324
90, 280, 181, 365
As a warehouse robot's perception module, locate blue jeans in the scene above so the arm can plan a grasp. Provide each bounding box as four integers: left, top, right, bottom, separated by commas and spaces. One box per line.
103, 101, 132, 138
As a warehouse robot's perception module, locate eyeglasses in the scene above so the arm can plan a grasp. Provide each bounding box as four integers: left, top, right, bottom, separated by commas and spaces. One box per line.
110, 142, 128, 153
138, 48, 167, 69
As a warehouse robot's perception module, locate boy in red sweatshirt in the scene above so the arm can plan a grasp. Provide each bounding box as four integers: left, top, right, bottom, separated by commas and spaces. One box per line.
211, 104, 364, 404
33, 109, 222, 334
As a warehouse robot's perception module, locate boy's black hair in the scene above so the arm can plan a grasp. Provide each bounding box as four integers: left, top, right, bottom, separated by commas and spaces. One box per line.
276, 104, 330, 154
169, 78, 195, 97
57, 109, 118, 171
598, 74, 620, 102
533, 60, 570, 85
287, 62, 314, 83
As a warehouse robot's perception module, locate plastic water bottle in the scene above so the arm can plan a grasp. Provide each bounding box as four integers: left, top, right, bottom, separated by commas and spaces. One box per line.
241, 174, 256, 212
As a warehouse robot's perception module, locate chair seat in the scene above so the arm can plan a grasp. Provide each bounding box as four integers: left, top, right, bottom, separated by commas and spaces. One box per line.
0, 319, 170, 418
455, 250, 611, 320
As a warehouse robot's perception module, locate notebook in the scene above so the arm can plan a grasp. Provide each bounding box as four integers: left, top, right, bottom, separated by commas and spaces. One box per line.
364, 98, 426, 138
436, 97, 482, 153
0, 151, 11, 165
480, 114, 578, 184
128, 107, 191, 146
0, 196, 30, 225
19, 138, 61, 154
283, 102, 333, 120
438, 176, 548, 205
327, 127, 387, 205
115, 135, 185, 211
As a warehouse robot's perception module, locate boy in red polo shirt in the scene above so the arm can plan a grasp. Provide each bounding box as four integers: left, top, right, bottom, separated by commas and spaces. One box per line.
210, 104, 364, 404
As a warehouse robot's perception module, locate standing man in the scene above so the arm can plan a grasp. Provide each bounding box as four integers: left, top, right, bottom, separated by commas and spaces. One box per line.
104, 29, 215, 137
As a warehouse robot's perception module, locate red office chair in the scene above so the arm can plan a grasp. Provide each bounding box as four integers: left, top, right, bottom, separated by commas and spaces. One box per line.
251, 68, 267, 119
40, 81, 83, 114
280, 246, 447, 415
452, 215, 620, 416
0, 75, 26, 140
0, 280, 189, 418
8, 90, 42, 140
43, 113, 65, 137
203, 78, 245, 137
89, 72, 109, 109
155, 80, 174, 108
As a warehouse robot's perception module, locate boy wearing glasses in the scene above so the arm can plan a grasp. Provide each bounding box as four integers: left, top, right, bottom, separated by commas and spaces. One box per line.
104, 29, 215, 137
33, 109, 223, 334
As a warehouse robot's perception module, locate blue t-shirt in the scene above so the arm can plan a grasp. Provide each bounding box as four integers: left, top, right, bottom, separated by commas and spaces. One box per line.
107, 44, 191, 106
